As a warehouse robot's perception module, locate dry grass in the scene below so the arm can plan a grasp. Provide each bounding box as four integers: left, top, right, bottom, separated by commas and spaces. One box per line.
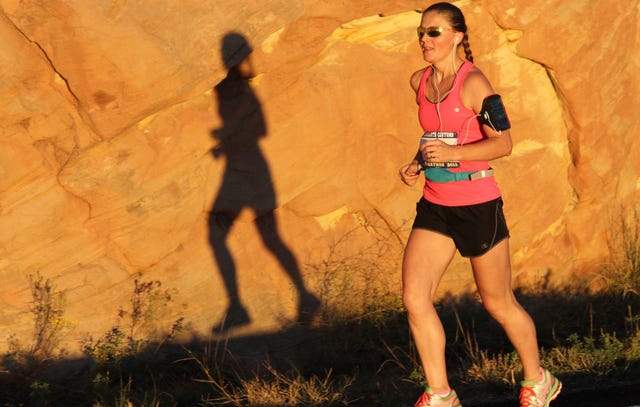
1, 211, 640, 406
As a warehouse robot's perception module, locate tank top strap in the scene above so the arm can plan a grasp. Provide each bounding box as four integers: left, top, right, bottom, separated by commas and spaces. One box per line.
417, 61, 473, 104
452, 60, 474, 94
416, 66, 433, 105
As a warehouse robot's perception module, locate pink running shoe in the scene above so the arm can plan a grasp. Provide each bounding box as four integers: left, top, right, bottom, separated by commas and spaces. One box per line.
414, 388, 462, 407
519, 368, 562, 407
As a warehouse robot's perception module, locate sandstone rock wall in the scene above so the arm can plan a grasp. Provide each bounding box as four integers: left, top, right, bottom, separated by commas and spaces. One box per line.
0, 0, 638, 352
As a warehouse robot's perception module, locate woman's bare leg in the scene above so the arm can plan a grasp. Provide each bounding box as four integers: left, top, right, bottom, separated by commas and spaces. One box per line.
402, 229, 457, 391
470, 239, 541, 380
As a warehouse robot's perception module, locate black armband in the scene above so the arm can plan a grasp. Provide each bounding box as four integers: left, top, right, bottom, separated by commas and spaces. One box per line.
479, 94, 511, 131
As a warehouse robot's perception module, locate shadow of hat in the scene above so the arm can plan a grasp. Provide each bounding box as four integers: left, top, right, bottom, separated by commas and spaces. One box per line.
221, 32, 253, 70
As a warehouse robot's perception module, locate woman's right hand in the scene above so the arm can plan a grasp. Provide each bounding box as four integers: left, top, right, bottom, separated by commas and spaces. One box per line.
399, 161, 421, 186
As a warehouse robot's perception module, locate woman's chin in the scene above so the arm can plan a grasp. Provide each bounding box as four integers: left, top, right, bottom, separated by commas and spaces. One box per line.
422, 51, 436, 63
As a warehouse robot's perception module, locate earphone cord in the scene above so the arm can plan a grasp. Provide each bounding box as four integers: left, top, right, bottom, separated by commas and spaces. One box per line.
484, 115, 502, 135
460, 114, 478, 145
432, 41, 461, 132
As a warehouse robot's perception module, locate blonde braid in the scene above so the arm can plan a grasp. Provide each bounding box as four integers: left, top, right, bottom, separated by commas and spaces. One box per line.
462, 34, 474, 63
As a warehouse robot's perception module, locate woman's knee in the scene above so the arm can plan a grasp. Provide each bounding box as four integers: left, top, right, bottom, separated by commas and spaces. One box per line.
402, 288, 435, 316
481, 295, 518, 323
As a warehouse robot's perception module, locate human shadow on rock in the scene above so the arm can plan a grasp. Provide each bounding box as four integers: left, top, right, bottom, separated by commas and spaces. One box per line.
208, 32, 319, 333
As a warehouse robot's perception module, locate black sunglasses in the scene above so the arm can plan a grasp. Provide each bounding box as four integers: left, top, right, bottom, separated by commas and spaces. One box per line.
417, 26, 454, 39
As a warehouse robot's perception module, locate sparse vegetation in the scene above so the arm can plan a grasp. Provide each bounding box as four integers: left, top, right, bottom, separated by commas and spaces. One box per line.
0, 212, 639, 406
599, 207, 640, 297
306, 211, 406, 326
0, 273, 73, 404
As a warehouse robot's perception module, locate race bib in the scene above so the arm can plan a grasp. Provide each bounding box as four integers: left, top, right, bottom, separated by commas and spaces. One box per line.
420, 131, 460, 168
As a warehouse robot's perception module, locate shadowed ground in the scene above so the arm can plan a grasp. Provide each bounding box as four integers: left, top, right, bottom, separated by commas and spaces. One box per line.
2, 284, 640, 406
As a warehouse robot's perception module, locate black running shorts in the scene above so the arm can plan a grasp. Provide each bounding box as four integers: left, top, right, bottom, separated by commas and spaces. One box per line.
411, 197, 510, 257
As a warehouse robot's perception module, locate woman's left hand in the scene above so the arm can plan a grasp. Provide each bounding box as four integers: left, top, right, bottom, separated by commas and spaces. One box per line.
419, 139, 457, 163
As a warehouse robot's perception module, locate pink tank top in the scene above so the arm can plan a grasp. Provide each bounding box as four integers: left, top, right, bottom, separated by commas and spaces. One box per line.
416, 61, 501, 206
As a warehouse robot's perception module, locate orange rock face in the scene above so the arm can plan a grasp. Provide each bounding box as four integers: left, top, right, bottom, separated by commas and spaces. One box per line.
0, 1, 638, 351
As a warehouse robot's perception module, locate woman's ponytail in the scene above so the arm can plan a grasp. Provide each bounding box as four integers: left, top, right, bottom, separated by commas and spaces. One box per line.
462, 34, 473, 63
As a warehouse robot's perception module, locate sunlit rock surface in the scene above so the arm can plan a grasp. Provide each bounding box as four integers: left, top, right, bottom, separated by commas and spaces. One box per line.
0, 0, 638, 352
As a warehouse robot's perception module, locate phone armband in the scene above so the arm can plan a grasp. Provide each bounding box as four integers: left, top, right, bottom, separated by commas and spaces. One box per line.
479, 94, 511, 131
